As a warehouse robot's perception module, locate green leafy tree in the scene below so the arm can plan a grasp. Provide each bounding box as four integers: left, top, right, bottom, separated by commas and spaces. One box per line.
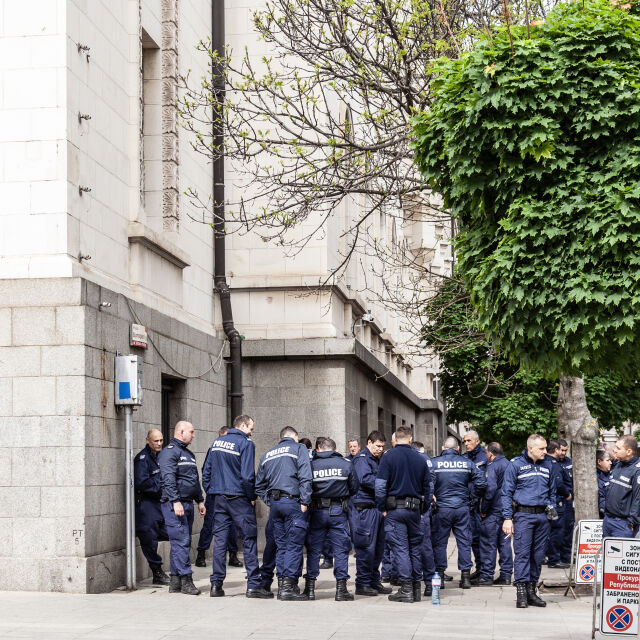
413, 0, 640, 520
424, 279, 640, 458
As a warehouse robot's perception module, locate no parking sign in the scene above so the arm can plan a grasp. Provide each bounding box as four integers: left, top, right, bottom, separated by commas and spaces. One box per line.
575, 520, 602, 584
599, 538, 640, 636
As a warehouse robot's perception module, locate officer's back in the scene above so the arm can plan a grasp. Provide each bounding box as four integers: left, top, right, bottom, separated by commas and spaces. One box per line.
482, 451, 509, 515
311, 449, 359, 500
431, 447, 486, 508
375, 442, 432, 506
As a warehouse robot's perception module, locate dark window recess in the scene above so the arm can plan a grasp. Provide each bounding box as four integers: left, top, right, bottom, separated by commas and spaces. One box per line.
161, 375, 186, 446
359, 399, 368, 443
401, 418, 406, 426
377, 407, 385, 436
391, 414, 397, 434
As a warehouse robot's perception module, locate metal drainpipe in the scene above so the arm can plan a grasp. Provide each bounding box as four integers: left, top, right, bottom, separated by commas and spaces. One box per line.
212, 0, 243, 419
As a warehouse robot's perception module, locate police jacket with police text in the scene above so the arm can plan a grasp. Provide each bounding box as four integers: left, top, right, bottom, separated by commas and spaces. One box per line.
351, 447, 381, 505
375, 444, 432, 511
158, 437, 204, 504
430, 448, 487, 509
134, 444, 162, 501
597, 468, 610, 517
481, 454, 509, 516
604, 455, 640, 525
255, 437, 313, 505
501, 450, 556, 519
311, 451, 359, 500
201, 428, 256, 501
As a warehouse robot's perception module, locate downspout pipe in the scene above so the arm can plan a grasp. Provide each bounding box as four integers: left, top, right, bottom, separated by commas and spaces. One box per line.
212, 0, 243, 419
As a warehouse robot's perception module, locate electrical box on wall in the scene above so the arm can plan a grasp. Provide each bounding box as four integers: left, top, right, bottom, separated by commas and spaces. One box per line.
115, 355, 143, 406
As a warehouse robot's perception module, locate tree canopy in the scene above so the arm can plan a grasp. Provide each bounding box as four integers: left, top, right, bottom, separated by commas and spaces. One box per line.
412, 0, 640, 377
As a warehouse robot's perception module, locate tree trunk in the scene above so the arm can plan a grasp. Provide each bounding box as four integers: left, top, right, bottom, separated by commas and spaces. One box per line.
557, 375, 599, 524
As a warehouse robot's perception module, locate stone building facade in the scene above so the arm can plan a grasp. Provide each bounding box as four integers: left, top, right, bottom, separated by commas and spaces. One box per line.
0, 0, 447, 593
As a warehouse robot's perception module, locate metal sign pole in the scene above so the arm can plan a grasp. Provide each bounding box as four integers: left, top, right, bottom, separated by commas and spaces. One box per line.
566, 523, 580, 598
124, 406, 136, 590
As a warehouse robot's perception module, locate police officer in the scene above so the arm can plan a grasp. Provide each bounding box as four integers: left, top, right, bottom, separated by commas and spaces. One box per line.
158, 420, 206, 595
544, 440, 571, 569
303, 438, 359, 601
201, 414, 272, 599
557, 438, 574, 564
603, 435, 640, 537
462, 430, 487, 577
346, 438, 361, 461
350, 430, 391, 596
431, 436, 487, 589
375, 426, 430, 603
134, 428, 169, 585
195, 426, 243, 569
502, 433, 557, 608
596, 449, 612, 519
474, 442, 512, 586
255, 426, 312, 601
412, 441, 436, 597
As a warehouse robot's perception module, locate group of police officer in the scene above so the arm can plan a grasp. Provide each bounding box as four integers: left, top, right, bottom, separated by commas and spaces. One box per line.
133, 415, 639, 608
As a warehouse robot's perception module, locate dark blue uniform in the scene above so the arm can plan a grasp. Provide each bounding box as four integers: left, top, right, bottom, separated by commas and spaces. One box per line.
350, 448, 386, 589
603, 455, 640, 537
255, 437, 312, 579
259, 509, 278, 588
375, 444, 431, 583
134, 444, 168, 569
158, 437, 204, 577
545, 454, 571, 566
559, 456, 574, 562
304, 451, 359, 581
431, 448, 487, 572
463, 444, 488, 568
597, 468, 610, 518
501, 451, 556, 584
478, 454, 513, 582
201, 428, 261, 589
418, 452, 436, 585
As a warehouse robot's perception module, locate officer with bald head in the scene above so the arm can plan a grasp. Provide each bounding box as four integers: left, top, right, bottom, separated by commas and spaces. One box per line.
134, 428, 170, 585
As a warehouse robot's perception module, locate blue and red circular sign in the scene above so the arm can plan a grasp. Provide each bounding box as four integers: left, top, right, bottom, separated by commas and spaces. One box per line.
580, 564, 594, 581
607, 606, 633, 632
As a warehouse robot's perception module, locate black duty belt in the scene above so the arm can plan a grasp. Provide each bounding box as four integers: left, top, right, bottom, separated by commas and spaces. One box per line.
312, 497, 347, 510
269, 490, 299, 501
386, 496, 421, 511
515, 504, 546, 514
354, 502, 376, 512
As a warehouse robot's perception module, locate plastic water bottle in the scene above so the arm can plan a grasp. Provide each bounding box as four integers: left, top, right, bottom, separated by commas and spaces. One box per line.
431, 572, 441, 605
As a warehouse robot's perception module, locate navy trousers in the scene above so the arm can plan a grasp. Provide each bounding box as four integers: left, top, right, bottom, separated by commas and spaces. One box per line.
545, 503, 565, 565
470, 508, 482, 567
259, 510, 277, 586
513, 511, 550, 583
135, 499, 168, 569
603, 514, 639, 538
561, 502, 575, 562
161, 500, 194, 576
210, 495, 261, 588
479, 512, 513, 580
197, 494, 238, 553
305, 508, 351, 580
384, 509, 423, 583
381, 540, 397, 579
350, 505, 385, 588
420, 512, 436, 583
271, 497, 309, 579
433, 506, 472, 571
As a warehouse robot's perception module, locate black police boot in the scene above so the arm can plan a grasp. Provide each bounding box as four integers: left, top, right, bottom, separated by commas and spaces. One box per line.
516, 582, 528, 608
335, 579, 354, 601
459, 570, 472, 589
423, 583, 432, 598
151, 566, 170, 585
303, 578, 316, 601
381, 575, 391, 583
261, 580, 273, 594
389, 576, 400, 586
168, 575, 182, 593
413, 582, 422, 602
493, 576, 511, 586
278, 577, 309, 601
355, 585, 380, 596
180, 574, 201, 596
436, 569, 447, 590
195, 550, 206, 567
228, 552, 243, 567
319, 557, 333, 569
388, 582, 415, 603
246, 586, 274, 599
525, 581, 546, 607
471, 574, 494, 586
372, 581, 392, 595
469, 569, 480, 581
210, 583, 225, 597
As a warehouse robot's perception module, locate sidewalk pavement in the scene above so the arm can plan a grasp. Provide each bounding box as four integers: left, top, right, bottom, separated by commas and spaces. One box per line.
0, 559, 595, 640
